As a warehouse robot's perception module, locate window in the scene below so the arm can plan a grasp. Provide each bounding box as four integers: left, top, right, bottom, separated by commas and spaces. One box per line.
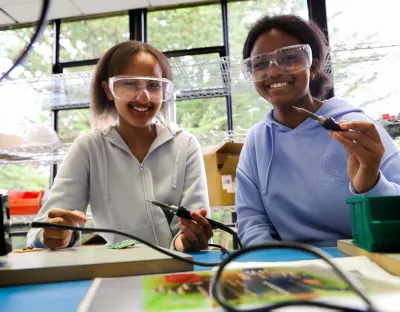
0, 24, 53, 134
176, 97, 227, 134
147, 4, 223, 51
58, 109, 92, 143
169, 53, 228, 133
0, 108, 52, 190
228, 0, 308, 57
0, 25, 53, 191
228, 0, 308, 129
60, 15, 129, 62
0, 164, 50, 191
170, 53, 226, 97
63, 65, 97, 73
327, 0, 400, 120
0, 25, 53, 80
231, 92, 272, 130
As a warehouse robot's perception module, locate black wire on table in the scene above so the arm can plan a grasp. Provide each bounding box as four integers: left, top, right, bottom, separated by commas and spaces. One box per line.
210, 241, 378, 312
30, 222, 378, 312
31, 222, 222, 267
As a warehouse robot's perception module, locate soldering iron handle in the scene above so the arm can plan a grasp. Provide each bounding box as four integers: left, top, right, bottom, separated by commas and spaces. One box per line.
323, 117, 343, 131
175, 206, 235, 233
176, 206, 193, 219
176, 206, 216, 225
207, 218, 232, 231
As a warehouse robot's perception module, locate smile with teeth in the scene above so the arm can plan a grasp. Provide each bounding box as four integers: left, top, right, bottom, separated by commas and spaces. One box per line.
269, 82, 290, 89
129, 105, 149, 112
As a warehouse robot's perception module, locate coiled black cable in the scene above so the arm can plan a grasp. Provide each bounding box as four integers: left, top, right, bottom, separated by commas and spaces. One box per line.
30, 222, 377, 312
31, 222, 222, 267
0, 0, 51, 83
211, 241, 378, 312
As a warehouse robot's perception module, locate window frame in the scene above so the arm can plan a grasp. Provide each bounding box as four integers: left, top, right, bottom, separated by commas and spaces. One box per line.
0, 0, 328, 185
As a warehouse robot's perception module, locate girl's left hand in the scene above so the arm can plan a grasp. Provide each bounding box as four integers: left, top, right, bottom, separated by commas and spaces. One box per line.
174, 208, 213, 252
330, 121, 385, 194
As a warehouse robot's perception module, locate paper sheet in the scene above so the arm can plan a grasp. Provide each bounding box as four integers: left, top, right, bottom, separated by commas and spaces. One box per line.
221, 256, 400, 285
78, 256, 400, 312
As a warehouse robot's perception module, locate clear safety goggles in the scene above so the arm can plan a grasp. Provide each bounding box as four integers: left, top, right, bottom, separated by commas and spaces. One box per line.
241, 44, 312, 82
108, 76, 174, 103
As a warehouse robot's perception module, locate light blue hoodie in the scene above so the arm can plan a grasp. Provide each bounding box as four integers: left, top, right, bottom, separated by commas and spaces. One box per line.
236, 97, 400, 247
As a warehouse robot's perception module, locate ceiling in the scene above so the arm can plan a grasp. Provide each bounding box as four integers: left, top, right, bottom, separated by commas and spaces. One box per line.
0, 0, 212, 27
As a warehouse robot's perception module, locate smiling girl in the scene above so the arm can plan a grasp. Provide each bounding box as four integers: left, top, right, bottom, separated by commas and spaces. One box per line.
236, 15, 400, 247
27, 41, 213, 252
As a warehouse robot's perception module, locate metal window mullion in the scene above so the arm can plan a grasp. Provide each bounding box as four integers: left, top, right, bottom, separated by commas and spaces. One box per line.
50, 19, 62, 187
129, 9, 147, 42
221, 0, 233, 131
307, 0, 334, 98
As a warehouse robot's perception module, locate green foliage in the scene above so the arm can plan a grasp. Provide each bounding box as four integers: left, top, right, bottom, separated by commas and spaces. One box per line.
0, 25, 52, 79
150, 0, 307, 132
147, 4, 223, 51
176, 97, 228, 133
1, 0, 395, 192
0, 164, 49, 190
227, 0, 307, 57
59, 15, 129, 61
58, 109, 92, 143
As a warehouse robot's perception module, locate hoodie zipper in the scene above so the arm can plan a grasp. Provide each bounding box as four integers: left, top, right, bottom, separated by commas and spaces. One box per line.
104, 125, 178, 246
139, 163, 160, 246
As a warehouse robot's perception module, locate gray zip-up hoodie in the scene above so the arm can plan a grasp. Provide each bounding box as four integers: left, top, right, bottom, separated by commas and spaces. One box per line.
26, 123, 210, 249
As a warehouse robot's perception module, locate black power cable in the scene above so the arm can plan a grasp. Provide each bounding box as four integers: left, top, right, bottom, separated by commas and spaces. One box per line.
28, 221, 377, 312
211, 241, 378, 312
147, 200, 243, 250
31, 222, 222, 267
0, 0, 51, 83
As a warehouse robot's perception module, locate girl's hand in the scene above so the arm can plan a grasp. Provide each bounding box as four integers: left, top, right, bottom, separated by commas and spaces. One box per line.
174, 208, 213, 252
43, 208, 86, 249
330, 121, 384, 193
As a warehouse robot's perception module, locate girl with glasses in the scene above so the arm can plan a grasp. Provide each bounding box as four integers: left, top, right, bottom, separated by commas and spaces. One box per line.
27, 41, 213, 252
236, 15, 400, 248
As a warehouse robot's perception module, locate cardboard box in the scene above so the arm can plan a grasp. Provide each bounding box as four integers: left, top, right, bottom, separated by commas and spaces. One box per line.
202, 142, 243, 207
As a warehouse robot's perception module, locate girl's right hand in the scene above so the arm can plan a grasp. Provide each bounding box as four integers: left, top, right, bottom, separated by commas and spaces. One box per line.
43, 208, 87, 249
175, 208, 213, 252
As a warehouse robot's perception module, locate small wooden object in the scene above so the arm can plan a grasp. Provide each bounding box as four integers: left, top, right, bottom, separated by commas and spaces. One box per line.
0, 244, 193, 286
338, 239, 400, 276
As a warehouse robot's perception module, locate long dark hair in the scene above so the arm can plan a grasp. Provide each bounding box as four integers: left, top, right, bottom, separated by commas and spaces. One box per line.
243, 14, 332, 100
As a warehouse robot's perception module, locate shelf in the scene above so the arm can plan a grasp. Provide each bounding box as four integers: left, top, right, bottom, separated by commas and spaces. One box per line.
1, 51, 398, 165
0, 144, 71, 165
0, 130, 248, 165
2, 47, 397, 109
210, 206, 236, 213
0, 71, 94, 110
0, 56, 252, 110
170, 56, 252, 100
0, 51, 339, 109
195, 129, 248, 146
0, 119, 399, 165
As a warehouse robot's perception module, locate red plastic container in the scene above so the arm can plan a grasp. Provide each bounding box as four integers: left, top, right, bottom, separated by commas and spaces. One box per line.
8, 190, 44, 215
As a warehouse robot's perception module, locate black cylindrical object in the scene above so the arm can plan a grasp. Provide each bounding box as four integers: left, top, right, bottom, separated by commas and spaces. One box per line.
0, 195, 12, 256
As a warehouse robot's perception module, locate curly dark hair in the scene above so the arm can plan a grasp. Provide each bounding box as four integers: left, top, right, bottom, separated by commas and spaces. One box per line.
90, 40, 173, 118
242, 14, 332, 100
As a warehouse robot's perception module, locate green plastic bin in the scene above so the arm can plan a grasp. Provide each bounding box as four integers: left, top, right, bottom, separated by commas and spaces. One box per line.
346, 195, 400, 252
